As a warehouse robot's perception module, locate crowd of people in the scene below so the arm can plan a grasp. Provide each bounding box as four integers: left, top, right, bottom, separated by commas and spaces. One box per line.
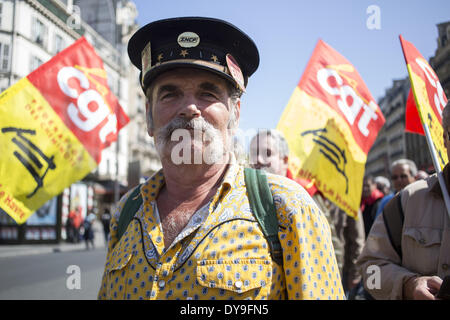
96, 16, 449, 300
246, 127, 449, 300
66, 207, 111, 250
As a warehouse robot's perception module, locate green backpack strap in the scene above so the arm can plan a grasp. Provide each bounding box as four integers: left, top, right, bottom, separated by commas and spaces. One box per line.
244, 168, 283, 266
117, 184, 143, 242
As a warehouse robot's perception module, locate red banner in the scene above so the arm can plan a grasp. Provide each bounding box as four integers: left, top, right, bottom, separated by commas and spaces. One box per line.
400, 35, 448, 168
298, 40, 385, 155
0, 37, 129, 224
27, 37, 129, 164
277, 40, 385, 218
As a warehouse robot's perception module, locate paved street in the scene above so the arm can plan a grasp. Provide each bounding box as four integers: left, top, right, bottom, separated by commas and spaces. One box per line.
0, 246, 107, 300
0, 221, 108, 300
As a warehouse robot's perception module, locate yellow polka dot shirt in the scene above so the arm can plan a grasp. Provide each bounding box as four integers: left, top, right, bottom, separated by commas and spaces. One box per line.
97, 164, 345, 300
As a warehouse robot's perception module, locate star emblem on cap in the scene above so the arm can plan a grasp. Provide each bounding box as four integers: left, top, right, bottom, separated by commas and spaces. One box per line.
180, 49, 188, 58
211, 55, 219, 63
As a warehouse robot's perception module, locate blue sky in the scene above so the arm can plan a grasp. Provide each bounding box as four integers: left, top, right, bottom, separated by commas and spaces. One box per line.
133, 0, 450, 133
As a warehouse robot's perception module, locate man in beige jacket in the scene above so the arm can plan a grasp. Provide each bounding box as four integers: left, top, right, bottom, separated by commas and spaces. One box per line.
357, 101, 450, 300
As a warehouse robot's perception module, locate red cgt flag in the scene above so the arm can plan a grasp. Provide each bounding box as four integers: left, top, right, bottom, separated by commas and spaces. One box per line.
277, 40, 385, 218
26, 37, 129, 163
0, 37, 129, 224
400, 35, 448, 168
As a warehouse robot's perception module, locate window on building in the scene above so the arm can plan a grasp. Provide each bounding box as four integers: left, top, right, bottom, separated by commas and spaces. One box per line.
0, 3, 3, 28
0, 42, 10, 71
30, 56, 43, 73
32, 18, 48, 48
54, 34, 65, 54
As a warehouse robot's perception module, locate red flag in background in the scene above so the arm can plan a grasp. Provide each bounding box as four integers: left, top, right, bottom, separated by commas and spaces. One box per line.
27, 37, 129, 163
0, 37, 129, 224
405, 89, 425, 135
400, 35, 448, 169
277, 40, 385, 218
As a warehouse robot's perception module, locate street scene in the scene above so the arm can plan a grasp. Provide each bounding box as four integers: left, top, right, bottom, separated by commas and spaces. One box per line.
0, 0, 449, 301
0, 221, 105, 299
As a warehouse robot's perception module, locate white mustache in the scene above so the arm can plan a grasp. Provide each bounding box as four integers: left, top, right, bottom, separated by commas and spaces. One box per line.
158, 117, 214, 142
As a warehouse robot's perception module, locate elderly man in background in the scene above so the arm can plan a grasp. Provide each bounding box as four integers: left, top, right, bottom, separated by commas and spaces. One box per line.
374, 159, 419, 219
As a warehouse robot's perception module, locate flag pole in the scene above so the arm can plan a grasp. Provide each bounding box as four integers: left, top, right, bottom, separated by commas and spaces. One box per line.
422, 122, 450, 218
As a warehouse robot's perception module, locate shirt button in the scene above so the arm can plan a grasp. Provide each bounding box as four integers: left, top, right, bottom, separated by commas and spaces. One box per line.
158, 280, 165, 288
235, 280, 243, 289
442, 264, 449, 270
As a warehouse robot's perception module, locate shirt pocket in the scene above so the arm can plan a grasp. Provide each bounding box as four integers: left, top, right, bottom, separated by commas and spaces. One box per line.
403, 227, 442, 275
105, 242, 134, 299
196, 259, 272, 299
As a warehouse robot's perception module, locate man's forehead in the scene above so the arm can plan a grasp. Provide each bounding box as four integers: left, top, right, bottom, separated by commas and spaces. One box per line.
392, 163, 409, 172
153, 68, 228, 88
147, 68, 229, 98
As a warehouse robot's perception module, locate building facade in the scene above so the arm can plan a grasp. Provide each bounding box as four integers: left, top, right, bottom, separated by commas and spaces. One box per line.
430, 21, 450, 98
0, 0, 130, 183
114, 0, 161, 185
0, 0, 160, 243
76, 0, 161, 185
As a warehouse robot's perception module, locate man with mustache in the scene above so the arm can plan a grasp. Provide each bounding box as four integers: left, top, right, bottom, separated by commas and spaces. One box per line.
98, 17, 344, 300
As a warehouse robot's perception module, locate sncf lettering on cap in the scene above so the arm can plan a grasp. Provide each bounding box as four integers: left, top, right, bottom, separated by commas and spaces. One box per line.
177, 32, 200, 48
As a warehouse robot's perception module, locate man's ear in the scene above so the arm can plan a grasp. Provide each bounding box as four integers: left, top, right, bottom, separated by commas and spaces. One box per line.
283, 155, 289, 165
229, 99, 241, 135
234, 99, 241, 127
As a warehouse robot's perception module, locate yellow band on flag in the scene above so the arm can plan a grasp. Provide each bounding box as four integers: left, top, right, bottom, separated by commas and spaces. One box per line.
0, 78, 97, 224
277, 40, 385, 218
0, 37, 129, 224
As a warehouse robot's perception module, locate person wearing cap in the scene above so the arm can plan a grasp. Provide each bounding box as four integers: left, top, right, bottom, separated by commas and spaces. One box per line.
98, 17, 344, 300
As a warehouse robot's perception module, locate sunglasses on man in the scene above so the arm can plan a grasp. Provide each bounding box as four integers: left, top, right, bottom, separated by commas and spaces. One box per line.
391, 174, 410, 180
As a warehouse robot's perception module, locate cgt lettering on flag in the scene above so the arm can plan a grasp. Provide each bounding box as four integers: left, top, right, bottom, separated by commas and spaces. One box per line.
57, 66, 118, 143
317, 66, 379, 138
400, 35, 448, 169
277, 40, 385, 218
0, 37, 129, 224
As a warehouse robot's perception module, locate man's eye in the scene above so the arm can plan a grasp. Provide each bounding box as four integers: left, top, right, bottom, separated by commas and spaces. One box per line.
161, 93, 176, 100
201, 92, 217, 98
